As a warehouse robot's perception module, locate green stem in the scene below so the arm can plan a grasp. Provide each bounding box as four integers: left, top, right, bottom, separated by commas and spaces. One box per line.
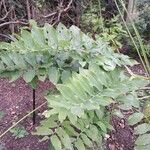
117, 0, 150, 75
114, 0, 149, 75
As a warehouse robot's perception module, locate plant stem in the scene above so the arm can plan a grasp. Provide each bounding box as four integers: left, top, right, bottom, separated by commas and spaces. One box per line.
117, 0, 150, 75
0, 102, 47, 139
114, 0, 149, 75
139, 95, 150, 100
33, 89, 36, 125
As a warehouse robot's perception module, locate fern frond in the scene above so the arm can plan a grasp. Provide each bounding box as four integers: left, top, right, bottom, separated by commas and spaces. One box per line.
0, 21, 137, 84
34, 64, 149, 149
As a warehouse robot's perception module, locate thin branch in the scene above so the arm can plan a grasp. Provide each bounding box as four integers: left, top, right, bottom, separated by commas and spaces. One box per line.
67, 14, 75, 23
64, 0, 73, 12
0, 21, 28, 28
42, 12, 57, 18
139, 95, 150, 100
26, 0, 31, 20
0, 8, 13, 21
0, 33, 12, 40
42, 0, 73, 19
0, 102, 47, 139
2, 0, 7, 13
139, 87, 150, 90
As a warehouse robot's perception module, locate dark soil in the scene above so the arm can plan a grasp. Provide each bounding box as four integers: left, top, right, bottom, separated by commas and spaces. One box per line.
105, 117, 134, 150
0, 78, 53, 150
0, 63, 148, 150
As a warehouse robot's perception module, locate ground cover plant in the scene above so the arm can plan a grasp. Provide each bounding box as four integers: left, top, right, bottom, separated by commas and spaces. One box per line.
0, 20, 150, 149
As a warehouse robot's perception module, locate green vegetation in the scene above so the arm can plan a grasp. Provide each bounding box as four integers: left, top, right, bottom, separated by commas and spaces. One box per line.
0, 21, 150, 149
0, 0, 150, 149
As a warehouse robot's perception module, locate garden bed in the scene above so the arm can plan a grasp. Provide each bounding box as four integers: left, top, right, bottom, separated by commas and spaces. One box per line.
0, 63, 147, 150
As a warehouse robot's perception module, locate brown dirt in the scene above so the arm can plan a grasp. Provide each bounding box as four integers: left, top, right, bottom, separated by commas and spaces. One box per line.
0, 78, 53, 150
105, 117, 134, 150
0, 63, 148, 150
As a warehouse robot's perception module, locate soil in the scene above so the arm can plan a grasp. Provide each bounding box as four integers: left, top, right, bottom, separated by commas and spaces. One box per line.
0, 78, 53, 150
0, 63, 148, 150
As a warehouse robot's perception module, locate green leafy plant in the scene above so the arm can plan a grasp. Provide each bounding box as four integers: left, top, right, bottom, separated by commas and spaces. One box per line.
0, 21, 149, 149
0, 20, 136, 85
115, 0, 150, 75
0, 111, 4, 120
10, 126, 29, 139
33, 63, 149, 149
98, 16, 128, 50
81, 1, 127, 50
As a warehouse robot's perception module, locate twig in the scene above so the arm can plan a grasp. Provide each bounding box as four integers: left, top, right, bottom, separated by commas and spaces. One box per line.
26, 0, 31, 20
0, 33, 12, 40
2, 0, 7, 13
42, 0, 73, 19
0, 8, 13, 21
0, 101, 47, 139
10, 7, 15, 33
0, 1, 3, 11
0, 21, 28, 28
139, 87, 150, 90
67, 14, 75, 23
139, 95, 150, 100
64, 0, 73, 12
42, 12, 57, 18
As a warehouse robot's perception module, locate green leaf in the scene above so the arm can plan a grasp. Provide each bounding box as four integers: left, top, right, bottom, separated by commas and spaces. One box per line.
33, 126, 53, 136
48, 67, 60, 84
71, 106, 84, 117
44, 23, 58, 49
56, 84, 77, 102
95, 109, 104, 119
38, 68, 47, 81
24, 53, 37, 66
78, 75, 94, 96
58, 109, 67, 123
96, 121, 107, 133
81, 133, 93, 147
128, 112, 144, 126
31, 24, 45, 47
67, 112, 77, 125
86, 125, 99, 142
9, 53, 26, 68
1, 55, 14, 68
117, 94, 139, 108
23, 69, 36, 83
135, 134, 150, 146
135, 144, 150, 150
62, 121, 78, 136
10, 127, 29, 139
143, 101, 150, 118
40, 116, 58, 128
51, 135, 62, 150
0, 111, 4, 120
39, 136, 50, 142
56, 128, 72, 149
93, 96, 114, 106
61, 70, 71, 83
75, 138, 85, 150
134, 123, 150, 135
10, 70, 22, 82
28, 76, 38, 89
113, 109, 124, 118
